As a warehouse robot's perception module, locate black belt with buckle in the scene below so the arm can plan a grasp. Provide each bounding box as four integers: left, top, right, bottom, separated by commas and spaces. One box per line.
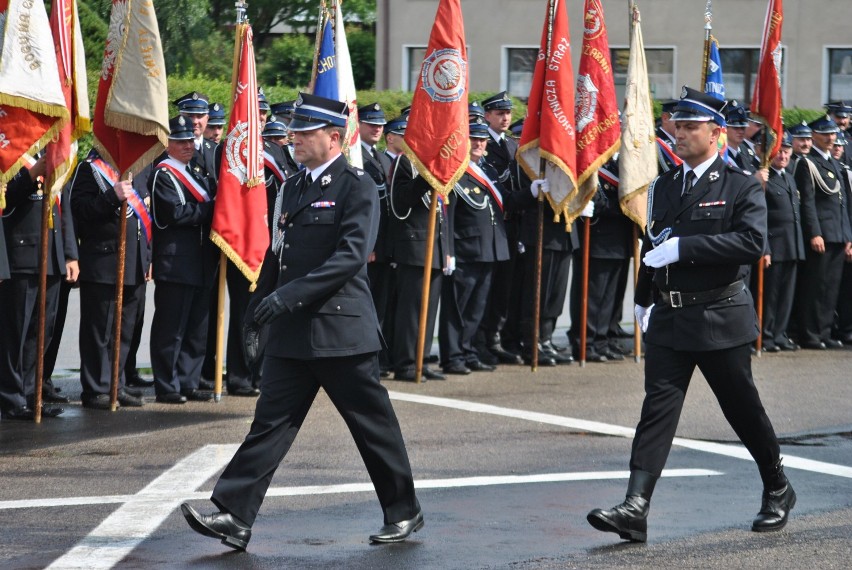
660, 280, 745, 308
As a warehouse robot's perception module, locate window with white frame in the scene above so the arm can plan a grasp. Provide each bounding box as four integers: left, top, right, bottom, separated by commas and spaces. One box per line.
610, 48, 674, 103
404, 46, 427, 91
506, 48, 537, 101
828, 48, 852, 100
718, 47, 786, 104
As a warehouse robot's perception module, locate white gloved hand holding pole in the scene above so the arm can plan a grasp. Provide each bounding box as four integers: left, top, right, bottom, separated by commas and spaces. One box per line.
634, 304, 653, 333
581, 200, 595, 218
530, 179, 550, 198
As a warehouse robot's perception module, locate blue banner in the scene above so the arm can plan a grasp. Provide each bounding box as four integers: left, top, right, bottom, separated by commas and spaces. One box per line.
704, 39, 725, 101
313, 18, 338, 100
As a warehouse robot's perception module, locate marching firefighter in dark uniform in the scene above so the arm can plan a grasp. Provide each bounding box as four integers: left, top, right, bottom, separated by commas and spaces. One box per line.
587, 86, 795, 542
181, 93, 422, 550
149, 116, 218, 404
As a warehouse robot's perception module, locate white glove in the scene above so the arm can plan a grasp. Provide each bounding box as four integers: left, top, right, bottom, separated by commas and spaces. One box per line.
643, 237, 680, 268
581, 200, 595, 218
634, 304, 653, 333
530, 179, 550, 198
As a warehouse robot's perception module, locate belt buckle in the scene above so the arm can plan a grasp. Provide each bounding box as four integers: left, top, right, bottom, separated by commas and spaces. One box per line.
669, 290, 683, 308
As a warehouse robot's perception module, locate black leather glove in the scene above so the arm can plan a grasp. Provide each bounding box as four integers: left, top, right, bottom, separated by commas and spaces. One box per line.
243, 322, 261, 365
254, 291, 287, 325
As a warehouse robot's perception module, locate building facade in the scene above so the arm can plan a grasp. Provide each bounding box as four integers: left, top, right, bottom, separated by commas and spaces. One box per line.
376, 0, 852, 109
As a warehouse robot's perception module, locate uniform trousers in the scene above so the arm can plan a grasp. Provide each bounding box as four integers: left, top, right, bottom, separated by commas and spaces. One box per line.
521, 248, 571, 346
44, 278, 73, 381
367, 260, 397, 369
761, 260, 798, 348
630, 342, 780, 476
124, 281, 147, 381
150, 281, 211, 395
0, 275, 60, 412
569, 256, 625, 352
210, 352, 420, 527
79, 281, 144, 399
439, 261, 493, 367
392, 264, 441, 373
797, 243, 845, 345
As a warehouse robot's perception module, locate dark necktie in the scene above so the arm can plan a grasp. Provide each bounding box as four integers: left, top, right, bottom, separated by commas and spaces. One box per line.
299, 173, 312, 202
682, 170, 696, 197
371, 146, 379, 161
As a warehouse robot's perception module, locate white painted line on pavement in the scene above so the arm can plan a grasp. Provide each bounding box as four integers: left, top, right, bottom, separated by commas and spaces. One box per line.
45, 444, 239, 570
0, 468, 720, 511
388, 391, 852, 479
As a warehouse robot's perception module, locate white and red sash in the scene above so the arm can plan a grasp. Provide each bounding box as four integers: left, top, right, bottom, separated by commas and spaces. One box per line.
598, 165, 619, 188
466, 161, 503, 212
159, 157, 211, 203
263, 150, 286, 184
656, 137, 683, 170
91, 155, 153, 243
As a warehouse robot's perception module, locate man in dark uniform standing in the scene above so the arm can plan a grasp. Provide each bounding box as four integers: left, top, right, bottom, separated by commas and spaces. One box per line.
0, 157, 77, 420
181, 93, 422, 550
587, 87, 795, 542
760, 132, 805, 352
204, 102, 226, 144
359, 102, 395, 376
786, 121, 812, 175
655, 100, 682, 173
149, 117, 218, 404
70, 150, 152, 409
794, 115, 852, 349
175, 91, 217, 186
479, 91, 525, 364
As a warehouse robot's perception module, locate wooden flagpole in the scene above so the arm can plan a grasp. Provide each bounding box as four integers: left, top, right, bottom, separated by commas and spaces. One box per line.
34, 178, 49, 423
109, 173, 131, 411
414, 192, 440, 383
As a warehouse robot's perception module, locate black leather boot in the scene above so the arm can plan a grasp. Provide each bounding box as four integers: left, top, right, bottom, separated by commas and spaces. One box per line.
587, 470, 657, 542
752, 460, 796, 532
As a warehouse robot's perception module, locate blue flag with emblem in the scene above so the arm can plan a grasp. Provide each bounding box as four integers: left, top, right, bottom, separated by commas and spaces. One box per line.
704, 38, 725, 101
313, 18, 338, 100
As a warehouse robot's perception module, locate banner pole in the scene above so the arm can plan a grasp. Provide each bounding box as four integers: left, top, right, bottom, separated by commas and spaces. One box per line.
415, 191, 440, 383
34, 178, 50, 423
109, 173, 131, 411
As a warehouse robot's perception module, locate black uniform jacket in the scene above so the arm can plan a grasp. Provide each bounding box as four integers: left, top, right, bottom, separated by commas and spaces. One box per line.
150, 157, 217, 287
583, 159, 635, 260
636, 157, 767, 351
251, 154, 383, 359
388, 154, 453, 269
485, 134, 519, 193
193, 138, 219, 186
794, 149, 852, 244
764, 168, 805, 262
2, 168, 76, 276
70, 160, 151, 285
361, 141, 393, 261
450, 170, 509, 264
0, 217, 9, 279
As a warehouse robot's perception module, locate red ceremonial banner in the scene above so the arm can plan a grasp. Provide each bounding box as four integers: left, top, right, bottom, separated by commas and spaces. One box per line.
518, 0, 578, 221
401, 0, 469, 198
210, 23, 268, 287
751, 0, 784, 162
575, 0, 619, 187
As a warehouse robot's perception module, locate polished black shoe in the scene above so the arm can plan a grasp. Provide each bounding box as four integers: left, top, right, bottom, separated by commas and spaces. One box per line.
824, 339, 844, 349
181, 389, 214, 402
43, 386, 70, 404
581, 349, 608, 363
541, 341, 574, 364
82, 394, 114, 410
443, 362, 472, 375
801, 341, 827, 350
466, 359, 496, 372
155, 392, 187, 404
118, 390, 144, 407
197, 379, 216, 391
422, 367, 446, 380
228, 385, 261, 397
122, 386, 144, 398
762, 344, 780, 353
522, 352, 557, 366
778, 339, 799, 351
40, 404, 65, 418
488, 344, 523, 365
587, 496, 649, 542
752, 483, 796, 532
127, 373, 154, 388
3, 406, 35, 420
181, 503, 252, 551
369, 510, 424, 543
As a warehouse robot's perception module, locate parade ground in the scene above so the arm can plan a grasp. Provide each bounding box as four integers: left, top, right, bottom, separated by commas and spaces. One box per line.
1, 288, 851, 569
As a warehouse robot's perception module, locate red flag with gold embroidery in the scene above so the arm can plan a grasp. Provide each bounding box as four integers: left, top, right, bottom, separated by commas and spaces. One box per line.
401, 0, 469, 198
44, 0, 91, 201
569, 0, 620, 222
0, 0, 69, 193
210, 22, 267, 286
93, 0, 169, 176
518, 0, 578, 224
750, 0, 784, 162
